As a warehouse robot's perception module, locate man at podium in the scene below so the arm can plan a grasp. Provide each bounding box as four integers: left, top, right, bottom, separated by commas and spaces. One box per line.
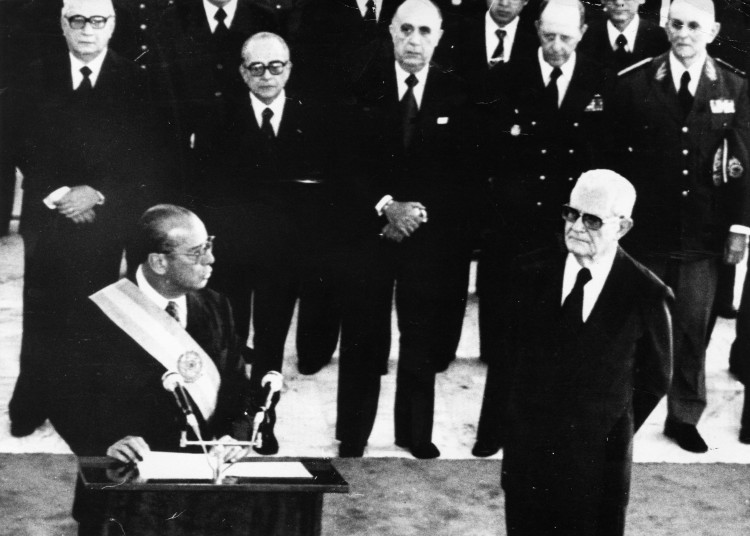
54, 204, 281, 535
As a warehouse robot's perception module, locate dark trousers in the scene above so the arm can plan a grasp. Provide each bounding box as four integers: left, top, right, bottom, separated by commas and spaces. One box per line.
646, 258, 718, 425
337, 230, 470, 447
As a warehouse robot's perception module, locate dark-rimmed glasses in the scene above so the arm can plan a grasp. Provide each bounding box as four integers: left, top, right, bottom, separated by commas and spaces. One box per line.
242, 61, 289, 77
65, 15, 112, 30
667, 19, 703, 33
562, 205, 622, 231
166, 236, 215, 264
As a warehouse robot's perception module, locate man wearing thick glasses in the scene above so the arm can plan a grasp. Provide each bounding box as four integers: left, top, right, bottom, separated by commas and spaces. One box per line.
4, 0, 170, 438
497, 170, 672, 536
612, 0, 750, 452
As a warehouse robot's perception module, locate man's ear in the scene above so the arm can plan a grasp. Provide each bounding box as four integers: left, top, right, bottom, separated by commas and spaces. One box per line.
617, 217, 634, 239
147, 252, 168, 275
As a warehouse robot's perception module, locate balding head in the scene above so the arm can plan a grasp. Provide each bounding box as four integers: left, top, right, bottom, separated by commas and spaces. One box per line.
666, 0, 720, 67
390, 0, 443, 73
61, 0, 115, 62
536, 0, 587, 67
239, 32, 291, 104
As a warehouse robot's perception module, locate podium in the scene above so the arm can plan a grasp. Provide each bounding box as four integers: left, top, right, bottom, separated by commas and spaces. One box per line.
77, 457, 349, 536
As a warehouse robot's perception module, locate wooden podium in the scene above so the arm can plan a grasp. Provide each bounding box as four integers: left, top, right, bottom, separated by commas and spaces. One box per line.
78, 457, 349, 536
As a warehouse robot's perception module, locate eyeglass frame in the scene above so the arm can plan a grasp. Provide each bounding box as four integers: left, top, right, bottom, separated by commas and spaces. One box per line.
242, 61, 289, 77
561, 205, 623, 231
667, 19, 705, 33
164, 236, 215, 264
65, 15, 113, 30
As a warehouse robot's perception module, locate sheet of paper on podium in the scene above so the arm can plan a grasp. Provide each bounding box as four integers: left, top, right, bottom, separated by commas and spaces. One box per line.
137, 452, 313, 480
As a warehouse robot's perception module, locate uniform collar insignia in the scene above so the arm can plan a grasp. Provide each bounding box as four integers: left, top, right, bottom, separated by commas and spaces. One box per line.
705, 57, 717, 82
654, 60, 667, 82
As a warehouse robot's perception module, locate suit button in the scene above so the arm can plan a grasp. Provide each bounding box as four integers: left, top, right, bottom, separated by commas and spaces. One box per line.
539, 175, 546, 180
568, 177, 574, 181
141, 45, 147, 51
140, 3, 145, 8
537, 201, 543, 206
628, 147, 633, 152
541, 149, 547, 154
140, 24, 147, 30
568, 149, 574, 154
215, 91, 222, 97
573, 122, 579, 127
682, 169, 689, 176
682, 149, 688, 155
140, 64, 147, 70
682, 126, 688, 133
531, 121, 537, 126
217, 63, 223, 70
682, 190, 689, 197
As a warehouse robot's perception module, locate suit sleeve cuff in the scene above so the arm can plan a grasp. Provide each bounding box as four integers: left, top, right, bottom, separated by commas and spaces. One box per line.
375, 195, 393, 216
729, 225, 750, 235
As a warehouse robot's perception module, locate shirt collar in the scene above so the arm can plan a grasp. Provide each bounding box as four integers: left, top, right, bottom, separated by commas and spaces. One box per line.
485, 12, 520, 62
203, 0, 238, 30
394, 61, 428, 107
566, 246, 617, 283
538, 48, 576, 82
135, 265, 188, 327
70, 50, 107, 87
606, 15, 640, 52
669, 50, 706, 94
356, 0, 381, 18
250, 89, 286, 130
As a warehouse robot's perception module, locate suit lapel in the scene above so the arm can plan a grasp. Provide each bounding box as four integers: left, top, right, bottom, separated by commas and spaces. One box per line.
560, 58, 597, 115
688, 57, 717, 121
648, 55, 685, 123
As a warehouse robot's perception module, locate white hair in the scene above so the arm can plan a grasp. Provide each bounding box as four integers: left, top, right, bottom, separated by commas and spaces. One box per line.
572, 169, 637, 218
61, 0, 115, 18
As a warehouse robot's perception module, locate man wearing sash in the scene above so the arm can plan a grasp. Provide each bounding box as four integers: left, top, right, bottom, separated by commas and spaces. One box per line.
53, 205, 280, 533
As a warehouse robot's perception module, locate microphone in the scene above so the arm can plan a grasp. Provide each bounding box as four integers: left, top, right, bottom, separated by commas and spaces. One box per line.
162, 372, 200, 433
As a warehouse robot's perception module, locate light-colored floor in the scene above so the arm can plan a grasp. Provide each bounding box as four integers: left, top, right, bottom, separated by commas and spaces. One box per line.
0, 229, 748, 463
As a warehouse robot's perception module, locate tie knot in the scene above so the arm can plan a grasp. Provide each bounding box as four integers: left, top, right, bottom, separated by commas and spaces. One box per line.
575, 267, 592, 288
80, 66, 92, 78
550, 67, 562, 84
495, 29, 507, 40
615, 34, 627, 49
680, 70, 691, 86
262, 107, 273, 121
406, 74, 418, 89
215, 7, 227, 22
166, 301, 181, 323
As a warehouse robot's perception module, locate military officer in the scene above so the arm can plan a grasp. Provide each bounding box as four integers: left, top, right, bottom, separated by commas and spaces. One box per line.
612, 0, 750, 453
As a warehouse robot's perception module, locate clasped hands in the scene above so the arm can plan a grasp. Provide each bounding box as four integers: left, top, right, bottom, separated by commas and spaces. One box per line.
55, 185, 100, 224
382, 200, 428, 243
106, 434, 248, 466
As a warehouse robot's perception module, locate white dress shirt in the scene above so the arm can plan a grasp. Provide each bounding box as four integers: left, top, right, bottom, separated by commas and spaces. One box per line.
485, 12, 520, 64
561, 249, 617, 323
395, 62, 428, 108
136, 265, 188, 328
251, 90, 286, 135
70, 50, 107, 89
669, 50, 705, 96
538, 49, 577, 108
606, 15, 640, 53
356, 0, 382, 19
203, 0, 238, 32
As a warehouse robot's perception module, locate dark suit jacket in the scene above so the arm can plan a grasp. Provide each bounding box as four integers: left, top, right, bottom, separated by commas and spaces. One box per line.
501, 248, 673, 529
612, 53, 750, 259
484, 53, 614, 256
447, 14, 539, 102
156, 0, 278, 135
578, 18, 669, 73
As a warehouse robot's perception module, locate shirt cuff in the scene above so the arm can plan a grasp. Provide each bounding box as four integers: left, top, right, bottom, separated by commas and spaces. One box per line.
375, 195, 393, 215
43, 186, 71, 209
730, 225, 750, 235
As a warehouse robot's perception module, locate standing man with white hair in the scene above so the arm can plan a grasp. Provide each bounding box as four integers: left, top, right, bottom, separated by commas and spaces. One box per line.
4, 0, 170, 437
498, 170, 673, 536
613, 0, 750, 452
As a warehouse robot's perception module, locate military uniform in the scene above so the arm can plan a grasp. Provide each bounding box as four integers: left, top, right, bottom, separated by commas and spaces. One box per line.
612, 52, 750, 426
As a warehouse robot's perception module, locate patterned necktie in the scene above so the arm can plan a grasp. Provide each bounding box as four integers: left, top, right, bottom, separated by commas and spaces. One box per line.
78, 66, 92, 93
214, 7, 228, 37
490, 29, 507, 65
401, 74, 419, 148
546, 67, 562, 110
678, 71, 693, 118
614, 34, 629, 69
561, 267, 592, 331
364, 0, 377, 22
166, 301, 181, 325
261, 107, 275, 139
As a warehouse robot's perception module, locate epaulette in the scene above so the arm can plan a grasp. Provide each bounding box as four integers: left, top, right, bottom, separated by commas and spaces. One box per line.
714, 57, 747, 78
617, 57, 652, 77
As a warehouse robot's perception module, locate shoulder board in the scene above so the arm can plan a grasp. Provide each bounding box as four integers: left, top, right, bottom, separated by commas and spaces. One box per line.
617, 57, 652, 77
714, 57, 747, 78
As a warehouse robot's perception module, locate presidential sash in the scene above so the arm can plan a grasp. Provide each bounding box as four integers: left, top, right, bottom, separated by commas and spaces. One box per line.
90, 279, 221, 421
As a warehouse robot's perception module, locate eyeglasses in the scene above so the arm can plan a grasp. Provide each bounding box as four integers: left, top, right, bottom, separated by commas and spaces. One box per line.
668, 19, 703, 33
65, 15, 112, 30
242, 61, 289, 77
165, 236, 215, 264
561, 205, 622, 231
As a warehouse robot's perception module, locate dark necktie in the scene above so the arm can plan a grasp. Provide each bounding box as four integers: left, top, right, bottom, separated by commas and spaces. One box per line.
546, 67, 562, 110
214, 7, 228, 37
561, 267, 591, 332
678, 71, 693, 117
166, 301, 181, 324
261, 107, 275, 139
77, 66, 92, 94
614, 34, 629, 69
401, 73, 419, 149
490, 29, 507, 65
364, 0, 377, 22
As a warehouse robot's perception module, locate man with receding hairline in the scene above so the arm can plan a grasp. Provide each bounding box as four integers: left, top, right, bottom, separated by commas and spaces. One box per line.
612, 0, 750, 452
497, 170, 672, 536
